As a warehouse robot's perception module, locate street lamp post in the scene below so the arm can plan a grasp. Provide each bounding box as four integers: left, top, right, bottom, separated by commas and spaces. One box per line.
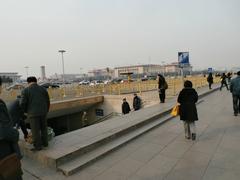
58, 50, 66, 97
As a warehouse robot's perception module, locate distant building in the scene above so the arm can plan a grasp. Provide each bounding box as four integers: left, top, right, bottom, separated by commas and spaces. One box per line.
88, 68, 114, 79
114, 63, 192, 78
49, 73, 85, 82
0, 72, 21, 82
114, 64, 164, 78
165, 62, 192, 75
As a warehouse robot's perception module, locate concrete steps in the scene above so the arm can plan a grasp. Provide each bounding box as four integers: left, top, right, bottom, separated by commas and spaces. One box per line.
57, 113, 173, 176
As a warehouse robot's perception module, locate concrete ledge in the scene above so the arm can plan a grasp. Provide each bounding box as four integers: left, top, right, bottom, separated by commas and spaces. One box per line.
19, 84, 220, 175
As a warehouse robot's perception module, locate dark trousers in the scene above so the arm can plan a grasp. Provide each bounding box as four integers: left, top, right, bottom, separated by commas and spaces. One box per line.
220, 81, 229, 90
29, 115, 48, 148
232, 95, 240, 114
159, 89, 166, 103
208, 82, 212, 89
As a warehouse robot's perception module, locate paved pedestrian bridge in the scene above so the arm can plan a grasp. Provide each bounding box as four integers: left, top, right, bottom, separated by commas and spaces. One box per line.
21, 86, 240, 180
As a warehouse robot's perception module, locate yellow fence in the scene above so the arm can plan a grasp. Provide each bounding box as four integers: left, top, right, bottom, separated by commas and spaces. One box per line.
1, 76, 221, 102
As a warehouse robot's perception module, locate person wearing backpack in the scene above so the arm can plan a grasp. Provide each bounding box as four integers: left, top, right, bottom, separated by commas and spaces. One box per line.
158, 74, 168, 103
230, 71, 240, 116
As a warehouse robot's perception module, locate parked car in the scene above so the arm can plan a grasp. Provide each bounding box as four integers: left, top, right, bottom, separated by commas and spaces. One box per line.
79, 80, 90, 85
39, 82, 60, 89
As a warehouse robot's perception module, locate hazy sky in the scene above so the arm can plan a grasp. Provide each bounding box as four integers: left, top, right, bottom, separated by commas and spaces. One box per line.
0, 0, 239, 78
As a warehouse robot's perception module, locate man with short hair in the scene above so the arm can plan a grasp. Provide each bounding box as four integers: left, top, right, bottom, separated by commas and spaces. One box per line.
230, 71, 240, 116
20, 76, 50, 151
133, 93, 141, 111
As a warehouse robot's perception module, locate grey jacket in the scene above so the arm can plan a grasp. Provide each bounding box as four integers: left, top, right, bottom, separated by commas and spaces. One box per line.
230, 76, 240, 96
20, 83, 50, 116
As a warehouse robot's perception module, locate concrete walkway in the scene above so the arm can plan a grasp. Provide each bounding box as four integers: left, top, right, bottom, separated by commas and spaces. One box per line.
22, 88, 240, 180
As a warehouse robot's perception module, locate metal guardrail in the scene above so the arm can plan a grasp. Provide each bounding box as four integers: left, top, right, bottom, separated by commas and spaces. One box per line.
1, 76, 221, 102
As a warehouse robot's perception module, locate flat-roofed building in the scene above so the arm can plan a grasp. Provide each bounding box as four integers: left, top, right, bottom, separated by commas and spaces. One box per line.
0, 72, 21, 82
114, 64, 164, 78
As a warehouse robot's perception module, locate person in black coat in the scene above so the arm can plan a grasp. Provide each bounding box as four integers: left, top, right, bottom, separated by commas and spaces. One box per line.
122, 98, 131, 114
0, 78, 23, 179
7, 96, 29, 140
207, 73, 214, 89
20, 76, 50, 151
177, 80, 198, 140
133, 93, 141, 111
220, 73, 229, 91
158, 74, 168, 103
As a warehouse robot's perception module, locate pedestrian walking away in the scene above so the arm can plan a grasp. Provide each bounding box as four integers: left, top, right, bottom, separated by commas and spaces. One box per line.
230, 71, 240, 116
220, 73, 229, 91
158, 74, 168, 103
207, 73, 214, 89
133, 93, 142, 111
20, 76, 50, 151
177, 80, 199, 140
122, 98, 131, 114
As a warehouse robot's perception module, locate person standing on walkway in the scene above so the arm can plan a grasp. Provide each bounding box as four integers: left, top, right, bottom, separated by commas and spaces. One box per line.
220, 73, 229, 91
158, 74, 168, 103
7, 95, 29, 141
20, 76, 50, 151
177, 80, 198, 140
133, 93, 141, 111
207, 73, 214, 89
230, 71, 240, 116
122, 98, 131, 114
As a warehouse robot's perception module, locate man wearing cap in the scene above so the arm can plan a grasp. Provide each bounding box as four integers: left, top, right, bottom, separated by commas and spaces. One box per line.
20, 76, 50, 151
230, 71, 240, 116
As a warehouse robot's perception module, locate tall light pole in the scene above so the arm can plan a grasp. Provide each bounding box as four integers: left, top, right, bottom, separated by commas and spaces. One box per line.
24, 66, 29, 79
58, 50, 66, 97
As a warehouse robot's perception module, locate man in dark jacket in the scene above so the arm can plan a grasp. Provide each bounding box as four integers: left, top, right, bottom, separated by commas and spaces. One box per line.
122, 98, 131, 114
133, 93, 141, 111
177, 80, 198, 140
230, 71, 240, 116
220, 73, 229, 91
158, 74, 168, 103
7, 96, 29, 140
20, 76, 50, 151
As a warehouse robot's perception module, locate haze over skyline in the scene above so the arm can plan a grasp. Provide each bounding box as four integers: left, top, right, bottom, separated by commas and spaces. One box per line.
0, 0, 239, 78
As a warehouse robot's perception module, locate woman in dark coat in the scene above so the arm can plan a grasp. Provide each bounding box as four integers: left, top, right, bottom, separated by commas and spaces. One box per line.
158, 74, 168, 103
177, 80, 198, 140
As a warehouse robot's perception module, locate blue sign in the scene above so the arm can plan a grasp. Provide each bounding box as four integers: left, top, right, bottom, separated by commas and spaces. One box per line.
208, 68, 213, 73
178, 52, 189, 65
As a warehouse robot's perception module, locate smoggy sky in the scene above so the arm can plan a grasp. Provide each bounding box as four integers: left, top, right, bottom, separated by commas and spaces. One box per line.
0, 0, 239, 78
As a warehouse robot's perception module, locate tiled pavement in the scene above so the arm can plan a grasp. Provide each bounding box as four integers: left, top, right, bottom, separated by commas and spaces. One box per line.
22, 88, 240, 180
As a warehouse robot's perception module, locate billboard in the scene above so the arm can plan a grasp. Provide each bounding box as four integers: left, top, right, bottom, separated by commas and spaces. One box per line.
178, 52, 189, 66
208, 68, 213, 73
